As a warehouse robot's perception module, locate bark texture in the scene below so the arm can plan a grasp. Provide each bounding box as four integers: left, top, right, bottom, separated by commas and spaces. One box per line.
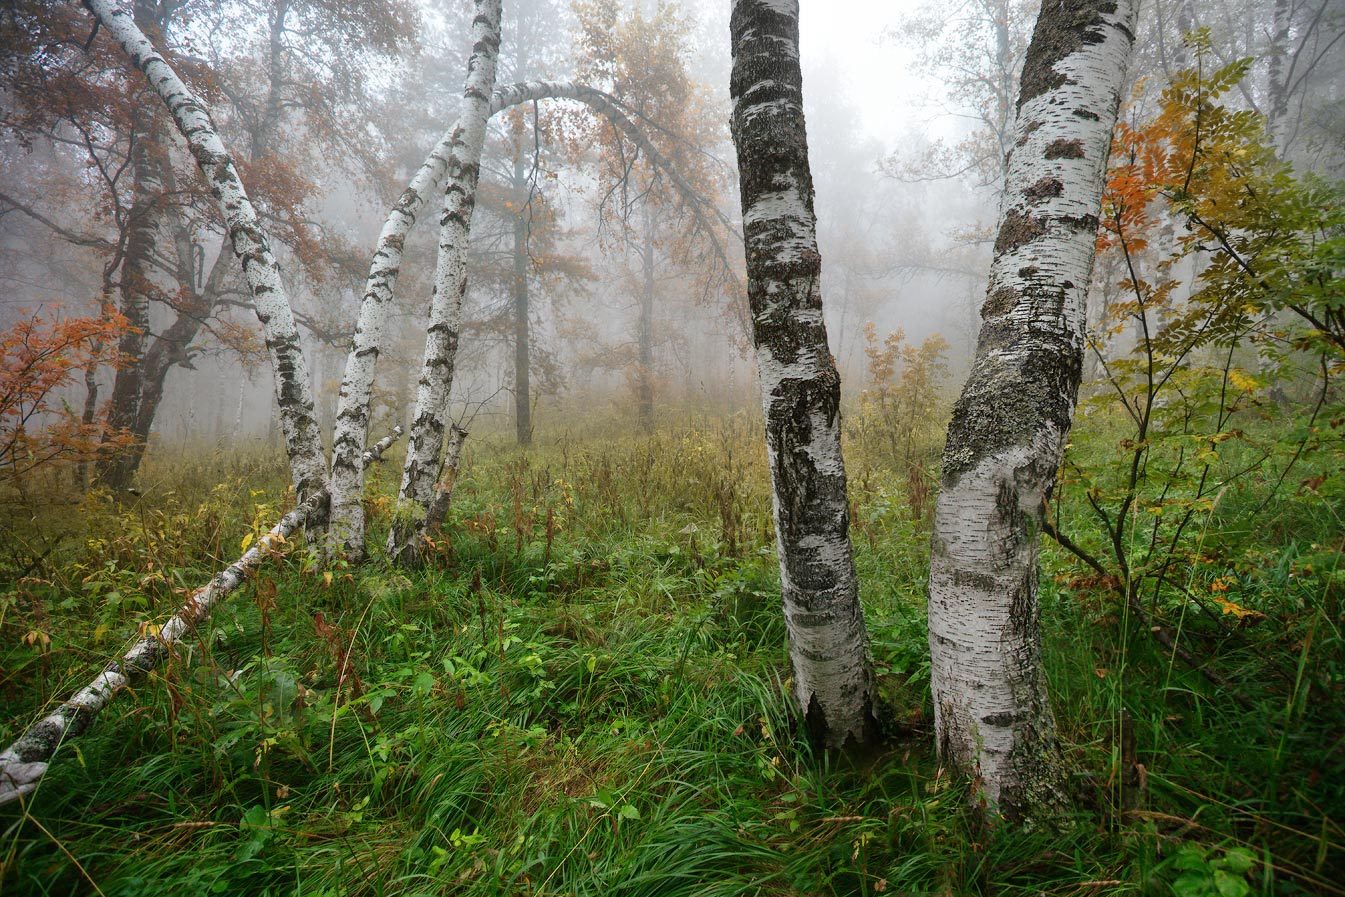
929, 0, 1139, 822
386, 0, 502, 564
729, 0, 874, 749
0, 426, 402, 805
84, 0, 327, 504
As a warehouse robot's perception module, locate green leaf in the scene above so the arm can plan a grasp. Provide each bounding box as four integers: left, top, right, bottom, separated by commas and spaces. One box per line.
618, 803, 641, 821
1213, 869, 1249, 897
412, 671, 436, 696
1172, 846, 1209, 871
1172, 872, 1211, 897
241, 805, 269, 829
1221, 848, 1255, 875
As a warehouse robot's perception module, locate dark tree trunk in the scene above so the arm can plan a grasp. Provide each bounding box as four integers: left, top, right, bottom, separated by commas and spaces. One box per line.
637, 201, 655, 431
513, 152, 532, 446
97, 95, 161, 490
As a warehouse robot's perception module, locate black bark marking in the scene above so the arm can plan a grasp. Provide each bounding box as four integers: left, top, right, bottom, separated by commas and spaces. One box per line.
1023, 177, 1063, 203
994, 210, 1047, 255
1044, 138, 1086, 159
1016, 120, 1042, 147
982, 286, 1019, 318
1017, 0, 1118, 111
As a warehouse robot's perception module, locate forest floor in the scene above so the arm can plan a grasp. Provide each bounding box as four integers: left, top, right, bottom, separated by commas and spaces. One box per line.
0, 412, 1341, 896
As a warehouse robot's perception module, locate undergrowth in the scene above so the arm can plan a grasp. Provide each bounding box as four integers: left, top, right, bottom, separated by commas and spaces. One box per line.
0, 410, 1341, 895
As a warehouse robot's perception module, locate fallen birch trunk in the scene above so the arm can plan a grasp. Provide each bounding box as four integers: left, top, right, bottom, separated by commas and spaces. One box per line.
0, 427, 402, 806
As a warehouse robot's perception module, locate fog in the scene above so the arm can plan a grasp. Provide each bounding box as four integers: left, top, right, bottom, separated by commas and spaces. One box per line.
2, 0, 1341, 456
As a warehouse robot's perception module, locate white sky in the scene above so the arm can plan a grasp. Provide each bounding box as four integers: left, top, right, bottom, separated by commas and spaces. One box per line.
797, 0, 932, 147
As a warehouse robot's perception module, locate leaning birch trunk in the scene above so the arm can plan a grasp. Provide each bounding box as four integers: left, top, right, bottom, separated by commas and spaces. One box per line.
327, 79, 736, 557
928, 0, 1138, 822
728, 0, 874, 749
386, 0, 501, 564
0, 427, 402, 805
84, 0, 328, 505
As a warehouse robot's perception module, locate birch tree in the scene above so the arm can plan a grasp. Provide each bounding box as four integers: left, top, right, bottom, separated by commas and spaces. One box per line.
329, 80, 735, 558
82, 0, 328, 504
928, 0, 1139, 822
385, 0, 503, 564
728, 0, 874, 748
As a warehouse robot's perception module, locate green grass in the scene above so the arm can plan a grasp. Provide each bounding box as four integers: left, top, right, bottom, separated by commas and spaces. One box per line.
1, 412, 1341, 895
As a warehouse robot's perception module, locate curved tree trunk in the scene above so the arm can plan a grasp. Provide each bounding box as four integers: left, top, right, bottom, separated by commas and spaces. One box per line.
385, 0, 502, 565
84, 0, 327, 505
328, 79, 737, 558
729, 0, 874, 749
928, 0, 1139, 823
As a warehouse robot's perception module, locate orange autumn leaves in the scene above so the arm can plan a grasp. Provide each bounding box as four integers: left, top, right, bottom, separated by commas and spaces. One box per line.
1, 309, 134, 485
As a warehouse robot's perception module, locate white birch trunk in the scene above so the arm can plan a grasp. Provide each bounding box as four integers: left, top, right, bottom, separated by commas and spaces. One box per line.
84, 0, 327, 504
928, 0, 1139, 822
0, 427, 401, 806
329, 78, 739, 558
729, 0, 874, 749
385, 0, 502, 564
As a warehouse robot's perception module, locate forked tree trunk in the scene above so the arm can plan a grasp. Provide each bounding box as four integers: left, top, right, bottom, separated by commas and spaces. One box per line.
328, 79, 733, 558
104, 0, 288, 489
84, 0, 328, 505
928, 0, 1139, 823
386, 0, 502, 564
729, 0, 874, 749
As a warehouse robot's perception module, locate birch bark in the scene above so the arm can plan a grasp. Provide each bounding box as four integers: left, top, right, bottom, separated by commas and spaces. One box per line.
928, 0, 1138, 822
385, 0, 502, 564
729, 0, 874, 749
328, 79, 735, 557
0, 426, 402, 806
83, 0, 328, 505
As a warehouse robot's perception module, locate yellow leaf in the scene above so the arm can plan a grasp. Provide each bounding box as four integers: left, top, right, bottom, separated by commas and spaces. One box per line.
1212, 594, 1265, 622
241, 532, 254, 552
1228, 369, 1260, 392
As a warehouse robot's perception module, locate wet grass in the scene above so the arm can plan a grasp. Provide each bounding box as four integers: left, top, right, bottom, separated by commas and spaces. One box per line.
1, 412, 1341, 895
